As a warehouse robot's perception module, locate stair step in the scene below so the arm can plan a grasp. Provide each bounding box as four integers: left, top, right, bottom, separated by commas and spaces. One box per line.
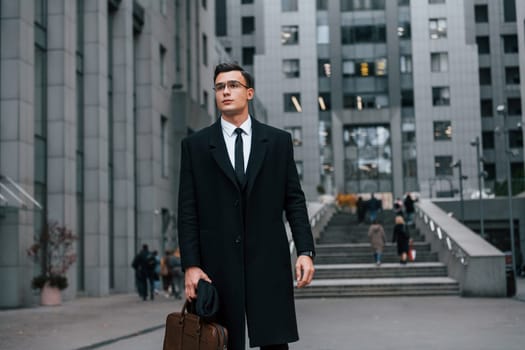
295, 277, 460, 298
308, 211, 459, 298
314, 263, 448, 279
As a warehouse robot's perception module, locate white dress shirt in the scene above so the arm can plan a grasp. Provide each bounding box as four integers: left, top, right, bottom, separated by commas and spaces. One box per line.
221, 116, 252, 172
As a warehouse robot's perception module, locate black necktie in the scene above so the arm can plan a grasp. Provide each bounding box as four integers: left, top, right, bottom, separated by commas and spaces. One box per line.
234, 128, 245, 185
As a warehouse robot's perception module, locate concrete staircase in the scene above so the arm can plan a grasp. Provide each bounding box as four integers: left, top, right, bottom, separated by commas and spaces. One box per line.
295, 210, 460, 298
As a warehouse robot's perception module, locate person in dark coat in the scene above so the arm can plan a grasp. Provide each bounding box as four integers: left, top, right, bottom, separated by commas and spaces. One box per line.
367, 193, 382, 223
392, 215, 410, 264
178, 62, 315, 350
404, 192, 415, 225
356, 196, 367, 224
131, 244, 151, 301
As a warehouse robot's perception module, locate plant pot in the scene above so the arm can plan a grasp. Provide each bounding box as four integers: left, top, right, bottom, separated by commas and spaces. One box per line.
40, 283, 62, 306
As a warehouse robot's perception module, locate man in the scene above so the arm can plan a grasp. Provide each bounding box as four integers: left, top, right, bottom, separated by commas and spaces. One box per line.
131, 244, 151, 301
178, 62, 315, 350
367, 193, 382, 223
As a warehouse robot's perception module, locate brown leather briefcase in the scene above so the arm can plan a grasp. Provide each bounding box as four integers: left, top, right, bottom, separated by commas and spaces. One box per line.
163, 301, 228, 350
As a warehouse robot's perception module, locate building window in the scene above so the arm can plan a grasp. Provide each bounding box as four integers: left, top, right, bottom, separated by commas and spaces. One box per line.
285, 127, 302, 146
342, 58, 388, 77
432, 87, 450, 106
502, 35, 518, 53
284, 93, 302, 112
474, 5, 488, 23
318, 59, 331, 77
242, 16, 255, 35
476, 36, 490, 54
429, 0, 445, 3
433, 121, 452, 141
511, 162, 525, 179
435, 156, 453, 176
282, 0, 298, 11
342, 25, 386, 44
503, 0, 516, 22
429, 18, 447, 39
160, 45, 166, 87
283, 59, 300, 78
508, 98, 522, 116
430, 52, 448, 72
509, 130, 524, 148
400, 55, 412, 73
481, 99, 493, 117
344, 94, 389, 110
398, 22, 411, 39
479, 67, 491, 85
282, 25, 299, 45
401, 90, 414, 107
241, 0, 253, 3
505, 67, 520, 85
482, 131, 495, 150
318, 93, 331, 111
399, 0, 410, 5
242, 47, 255, 65
484, 163, 496, 180
202, 0, 207, 9
317, 25, 330, 44
317, 0, 328, 10
216, 0, 227, 36
161, 116, 169, 177
202, 34, 208, 66
341, 0, 385, 11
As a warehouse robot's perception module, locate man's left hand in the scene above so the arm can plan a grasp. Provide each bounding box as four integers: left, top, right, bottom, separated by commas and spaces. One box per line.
295, 255, 315, 288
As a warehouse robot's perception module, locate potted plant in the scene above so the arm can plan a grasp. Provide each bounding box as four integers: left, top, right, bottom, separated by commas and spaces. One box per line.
27, 221, 77, 305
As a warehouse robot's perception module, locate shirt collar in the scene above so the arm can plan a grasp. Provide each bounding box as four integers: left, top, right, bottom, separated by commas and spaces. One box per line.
221, 116, 252, 137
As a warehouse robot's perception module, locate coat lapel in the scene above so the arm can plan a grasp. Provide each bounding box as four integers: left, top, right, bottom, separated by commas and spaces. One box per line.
245, 119, 268, 196
209, 120, 239, 189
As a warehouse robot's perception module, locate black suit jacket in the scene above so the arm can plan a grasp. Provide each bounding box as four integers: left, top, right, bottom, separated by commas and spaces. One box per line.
178, 118, 314, 349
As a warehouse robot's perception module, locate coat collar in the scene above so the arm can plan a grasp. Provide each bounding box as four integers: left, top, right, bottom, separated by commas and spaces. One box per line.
209, 118, 268, 195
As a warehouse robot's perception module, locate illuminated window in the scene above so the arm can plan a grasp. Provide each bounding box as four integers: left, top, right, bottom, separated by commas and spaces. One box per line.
429, 18, 447, 39
282, 25, 299, 45
433, 121, 452, 141
284, 93, 302, 112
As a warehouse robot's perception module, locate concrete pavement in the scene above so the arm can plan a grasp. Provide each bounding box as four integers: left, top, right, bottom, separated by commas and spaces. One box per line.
1, 278, 524, 350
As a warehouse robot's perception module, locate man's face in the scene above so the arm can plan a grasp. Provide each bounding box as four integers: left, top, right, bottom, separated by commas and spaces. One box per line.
214, 70, 254, 118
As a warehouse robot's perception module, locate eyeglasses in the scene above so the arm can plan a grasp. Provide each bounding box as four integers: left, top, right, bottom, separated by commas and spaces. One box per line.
213, 80, 250, 92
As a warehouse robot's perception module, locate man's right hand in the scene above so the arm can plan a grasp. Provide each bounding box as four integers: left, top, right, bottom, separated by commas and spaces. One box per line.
184, 267, 212, 301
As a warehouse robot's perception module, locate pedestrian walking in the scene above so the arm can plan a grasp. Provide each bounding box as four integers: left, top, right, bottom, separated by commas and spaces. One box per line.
392, 216, 410, 265
177, 62, 315, 350
131, 244, 150, 301
368, 220, 386, 265
167, 248, 183, 299
404, 192, 415, 225
160, 250, 172, 297
367, 193, 382, 223
356, 196, 367, 224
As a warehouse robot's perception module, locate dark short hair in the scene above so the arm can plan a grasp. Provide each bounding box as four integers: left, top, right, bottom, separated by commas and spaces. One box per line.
214, 62, 253, 88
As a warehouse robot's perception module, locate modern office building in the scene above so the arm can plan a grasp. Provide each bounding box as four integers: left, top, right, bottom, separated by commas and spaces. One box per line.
0, 0, 268, 308
220, 0, 524, 202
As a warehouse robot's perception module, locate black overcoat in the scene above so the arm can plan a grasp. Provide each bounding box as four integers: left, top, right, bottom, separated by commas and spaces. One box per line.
178, 118, 314, 349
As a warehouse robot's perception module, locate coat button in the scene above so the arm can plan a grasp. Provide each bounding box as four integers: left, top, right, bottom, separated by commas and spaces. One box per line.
235, 236, 241, 244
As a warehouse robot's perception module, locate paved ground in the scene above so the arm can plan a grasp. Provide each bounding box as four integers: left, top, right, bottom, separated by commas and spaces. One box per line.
1, 278, 524, 350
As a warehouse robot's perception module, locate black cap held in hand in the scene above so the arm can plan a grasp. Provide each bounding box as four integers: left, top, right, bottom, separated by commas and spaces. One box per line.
195, 279, 219, 319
